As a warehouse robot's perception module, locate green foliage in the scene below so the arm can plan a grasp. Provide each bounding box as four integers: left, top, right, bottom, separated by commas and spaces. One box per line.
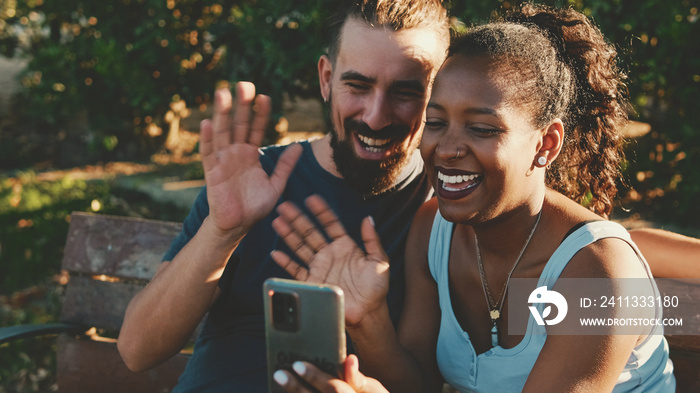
0, 0, 330, 167
596, 1, 700, 226
448, 0, 700, 225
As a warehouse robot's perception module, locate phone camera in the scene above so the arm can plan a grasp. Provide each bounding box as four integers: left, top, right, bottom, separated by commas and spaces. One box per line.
271, 292, 300, 332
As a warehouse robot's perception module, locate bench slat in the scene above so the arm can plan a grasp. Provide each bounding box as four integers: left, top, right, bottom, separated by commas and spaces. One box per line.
62, 212, 181, 280
60, 274, 204, 342
655, 278, 700, 340
57, 334, 188, 393
60, 275, 144, 331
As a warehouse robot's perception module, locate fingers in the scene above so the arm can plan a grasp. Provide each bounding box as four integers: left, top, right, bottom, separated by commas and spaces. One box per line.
305, 195, 348, 240
270, 250, 310, 282
249, 94, 271, 146
232, 81, 257, 143
270, 143, 303, 195
273, 201, 329, 262
343, 355, 369, 392
273, 369, 315, 393
274, 359, 383, 393
361, 217, 388, 263
209, 82, 270, 152
276, 361, 355, 393
211, 88, 233, 151
199, 119, 215, 170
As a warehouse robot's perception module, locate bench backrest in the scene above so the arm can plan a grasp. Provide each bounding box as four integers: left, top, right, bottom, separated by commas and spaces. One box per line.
58, 212, 189, 393
658, 279, 700, 392
56, 213, 700, 392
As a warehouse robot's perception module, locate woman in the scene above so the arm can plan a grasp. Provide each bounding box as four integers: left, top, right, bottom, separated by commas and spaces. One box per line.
270, 4, 676, 392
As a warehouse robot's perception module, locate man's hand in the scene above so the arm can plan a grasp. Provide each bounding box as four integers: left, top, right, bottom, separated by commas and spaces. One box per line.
200, 82, 302, 237
270, 195, 390, 327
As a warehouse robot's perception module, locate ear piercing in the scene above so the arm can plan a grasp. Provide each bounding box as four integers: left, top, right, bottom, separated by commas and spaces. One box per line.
537, 156, 547, 167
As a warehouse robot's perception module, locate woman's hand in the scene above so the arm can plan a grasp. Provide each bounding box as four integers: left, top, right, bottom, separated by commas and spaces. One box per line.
274, 355, 389, 393
271, 195, 390, 326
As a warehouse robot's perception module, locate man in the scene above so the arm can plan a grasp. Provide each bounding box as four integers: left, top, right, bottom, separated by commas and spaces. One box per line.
117, 1, 451, 391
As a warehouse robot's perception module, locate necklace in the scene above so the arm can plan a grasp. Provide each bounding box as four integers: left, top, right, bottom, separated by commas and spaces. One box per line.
475, 209, 542, 347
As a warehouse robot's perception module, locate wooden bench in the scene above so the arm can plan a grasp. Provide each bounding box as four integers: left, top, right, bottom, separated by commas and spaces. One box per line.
0, 211, 698, 392
0, 212, 190, 392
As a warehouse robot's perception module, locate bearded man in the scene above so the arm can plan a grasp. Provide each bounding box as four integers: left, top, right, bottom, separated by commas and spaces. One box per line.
117, 1, 450, 391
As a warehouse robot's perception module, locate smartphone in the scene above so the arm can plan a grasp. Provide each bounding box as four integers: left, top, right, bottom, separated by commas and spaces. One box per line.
263, 278, 346, 392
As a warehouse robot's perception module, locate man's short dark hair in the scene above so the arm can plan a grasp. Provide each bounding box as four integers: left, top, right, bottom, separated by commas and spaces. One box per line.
326, 0, 450, 62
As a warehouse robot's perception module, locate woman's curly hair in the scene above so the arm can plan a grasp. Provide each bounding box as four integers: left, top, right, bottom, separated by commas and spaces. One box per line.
449, 3, 629, 217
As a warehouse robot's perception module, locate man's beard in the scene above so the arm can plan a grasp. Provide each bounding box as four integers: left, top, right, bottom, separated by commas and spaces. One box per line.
329, 115, 415, 196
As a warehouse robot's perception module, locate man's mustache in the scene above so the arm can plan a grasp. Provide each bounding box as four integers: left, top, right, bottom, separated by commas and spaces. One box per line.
343, 118, 411, 141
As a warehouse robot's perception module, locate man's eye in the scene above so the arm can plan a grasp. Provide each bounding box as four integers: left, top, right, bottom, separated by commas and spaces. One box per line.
395, 90, 422, 99
346, 83, 369, 92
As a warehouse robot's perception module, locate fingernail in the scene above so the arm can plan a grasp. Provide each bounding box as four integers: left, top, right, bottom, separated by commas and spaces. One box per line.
273, 370, 288, 386
292, 361, 306, 376
368, 216, 375, 227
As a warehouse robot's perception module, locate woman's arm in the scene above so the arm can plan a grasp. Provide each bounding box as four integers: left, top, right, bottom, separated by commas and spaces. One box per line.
352, 198, 444, 393
271, 196, 443, 393
523, 237, 649, 392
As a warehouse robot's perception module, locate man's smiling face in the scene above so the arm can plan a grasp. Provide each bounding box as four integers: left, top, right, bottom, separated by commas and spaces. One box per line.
319, 18, 447, 195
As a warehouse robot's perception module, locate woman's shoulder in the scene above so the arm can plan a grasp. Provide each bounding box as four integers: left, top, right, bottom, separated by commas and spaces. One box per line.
557, 224, 647, 280
544, 190, 645, 279
415, 197, 440, 224
405, 197, 440, 259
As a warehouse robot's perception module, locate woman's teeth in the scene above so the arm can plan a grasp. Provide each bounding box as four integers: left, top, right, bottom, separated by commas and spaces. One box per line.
358, 135, 391, 153
437, 171, 480, 184
437, 171, 481, 191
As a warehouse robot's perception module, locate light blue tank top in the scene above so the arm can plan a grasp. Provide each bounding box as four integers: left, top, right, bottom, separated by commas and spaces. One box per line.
428, 212, 676, 392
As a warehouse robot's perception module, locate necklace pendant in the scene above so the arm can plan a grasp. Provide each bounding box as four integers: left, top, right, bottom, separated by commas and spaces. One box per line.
491, 323, 499, 347
490, 309, 500, 320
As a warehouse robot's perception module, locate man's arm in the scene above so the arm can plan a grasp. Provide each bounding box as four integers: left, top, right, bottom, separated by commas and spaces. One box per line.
629, 227, 700, 279
117, 82, 302, 372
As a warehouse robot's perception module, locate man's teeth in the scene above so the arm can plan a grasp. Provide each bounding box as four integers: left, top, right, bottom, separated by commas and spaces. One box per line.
437, 171, 480, 185
358, 135, 391, 149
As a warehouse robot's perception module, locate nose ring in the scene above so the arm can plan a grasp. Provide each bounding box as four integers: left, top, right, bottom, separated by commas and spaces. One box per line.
454, 148, 462, 159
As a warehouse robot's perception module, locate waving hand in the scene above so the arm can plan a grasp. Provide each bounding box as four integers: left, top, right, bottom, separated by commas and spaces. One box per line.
271, 195, 390, 327
200, 82, 303, 236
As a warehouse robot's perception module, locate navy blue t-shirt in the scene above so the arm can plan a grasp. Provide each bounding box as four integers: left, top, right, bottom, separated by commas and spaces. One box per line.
168, 140, 432, 392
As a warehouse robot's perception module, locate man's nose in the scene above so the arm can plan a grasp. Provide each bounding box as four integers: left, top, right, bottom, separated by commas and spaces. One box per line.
362, 93, 392, 131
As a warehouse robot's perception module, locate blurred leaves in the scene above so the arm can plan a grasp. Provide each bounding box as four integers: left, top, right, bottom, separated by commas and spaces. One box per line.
0, 0, 332, 167
452, 0, 700, 226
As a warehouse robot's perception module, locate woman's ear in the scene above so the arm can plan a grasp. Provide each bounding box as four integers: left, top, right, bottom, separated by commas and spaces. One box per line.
535, 119, 564, 168
318, 55, 332, 102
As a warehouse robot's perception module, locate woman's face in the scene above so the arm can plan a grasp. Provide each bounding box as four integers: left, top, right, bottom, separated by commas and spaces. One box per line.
420, 55, 545, 224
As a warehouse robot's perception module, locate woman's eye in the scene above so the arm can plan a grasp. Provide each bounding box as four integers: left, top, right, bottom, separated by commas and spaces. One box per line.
424, 119, 446, 130
470, 126, 501, 136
